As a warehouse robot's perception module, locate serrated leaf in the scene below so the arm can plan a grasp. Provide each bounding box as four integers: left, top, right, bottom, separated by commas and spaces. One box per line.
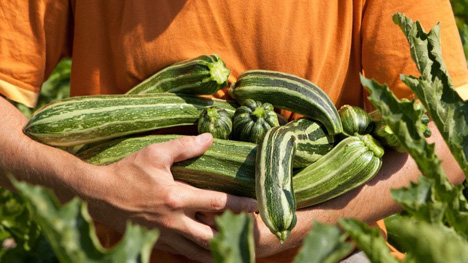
210, 211, 255, 263
11, 178, 158, 263
385, 218, 468, 263
390, 176, 446, 223
394, 12, 468, 177
361, 74, 468, 236
339, 219, 400, 263
293, 221, 353, 263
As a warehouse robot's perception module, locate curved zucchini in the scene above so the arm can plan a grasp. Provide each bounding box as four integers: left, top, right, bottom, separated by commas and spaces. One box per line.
294, 135, 384, 208
77, 134, 381, 210
24, 94, 238, 147
255, 125, 298, 243
126, 54, 230, 95
229, 70, 343, 135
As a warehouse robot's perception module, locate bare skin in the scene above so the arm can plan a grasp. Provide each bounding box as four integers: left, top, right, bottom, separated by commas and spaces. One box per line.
0, 96, 257, 262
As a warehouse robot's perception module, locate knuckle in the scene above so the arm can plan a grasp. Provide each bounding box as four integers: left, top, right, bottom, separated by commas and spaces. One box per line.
209, 195, 226, 211
164, 190, 184, 210
173, 137, 193, 151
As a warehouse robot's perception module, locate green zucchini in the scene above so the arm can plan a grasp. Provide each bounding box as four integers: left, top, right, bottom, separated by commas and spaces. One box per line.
294, 135, 384, 208
126, 54, 230, 95
338, 105, 373, 136
231, 99, 280, 143
76, 119, 333, 169
24, 94, 238, 147
77, 134, 382, 209
255, 125, 298, 243
77, 135, 256, 198
197, 106, 232, 139
229, 70, 343, 135
285, 119, 335, 169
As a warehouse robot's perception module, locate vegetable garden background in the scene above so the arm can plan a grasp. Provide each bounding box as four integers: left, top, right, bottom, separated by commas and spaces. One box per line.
2, 1, 468, 262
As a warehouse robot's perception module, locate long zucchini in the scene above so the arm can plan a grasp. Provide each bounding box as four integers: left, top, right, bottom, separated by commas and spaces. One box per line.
126, 54, 230, 95
77, 135, 256, 198
76, 134, 383, 209
229, 70, 343, 135
24, 94, 238, 147
255, 125, 298, 243
77, 135, 383, 209
294, 135, 384, 208
76, 119, 333, 169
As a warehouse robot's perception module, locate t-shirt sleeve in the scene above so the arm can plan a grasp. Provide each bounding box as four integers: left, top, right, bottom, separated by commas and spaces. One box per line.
361, 0, 468, 106
0, 1, 73, 108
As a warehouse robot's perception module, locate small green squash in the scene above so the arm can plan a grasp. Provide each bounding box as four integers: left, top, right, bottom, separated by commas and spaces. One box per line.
231, 99, 280, 143
197, 106, 232, 139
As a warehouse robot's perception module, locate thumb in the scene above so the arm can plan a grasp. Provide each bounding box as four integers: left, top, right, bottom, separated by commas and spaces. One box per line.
165, 133, 213, 163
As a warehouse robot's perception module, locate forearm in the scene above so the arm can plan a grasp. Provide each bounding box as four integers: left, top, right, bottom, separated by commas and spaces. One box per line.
0, 97, 95, 201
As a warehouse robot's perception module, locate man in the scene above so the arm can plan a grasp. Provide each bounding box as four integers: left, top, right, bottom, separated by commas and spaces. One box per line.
1, 1, 467, 262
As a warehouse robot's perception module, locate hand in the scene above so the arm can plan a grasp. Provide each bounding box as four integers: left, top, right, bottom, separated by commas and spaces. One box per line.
86, 133, 258, 262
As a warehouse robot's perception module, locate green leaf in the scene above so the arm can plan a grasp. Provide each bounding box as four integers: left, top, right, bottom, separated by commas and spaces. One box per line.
390, 177, 446, 224
210, 211, 255, 263
11, 178, 159, 263
293, 221, 353, 263
393, 12, 468, 178
386, 218, 468, 263
459, 24, 468, 64
0, 187, 41, 253
339, 219, 400, 263
361, 74, 468, 236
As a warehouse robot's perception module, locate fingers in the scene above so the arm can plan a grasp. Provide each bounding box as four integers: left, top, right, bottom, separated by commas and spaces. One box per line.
195, 212, 219, 229
181, 216, 217, 250
177, 185, 258, 213
161, 133, 213, 164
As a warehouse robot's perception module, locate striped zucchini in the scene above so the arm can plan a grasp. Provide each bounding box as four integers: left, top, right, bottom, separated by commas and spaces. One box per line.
338, 105, 373, 136
231, 99, 280, 143
286, 119, 335, 169
77, 134, 382, 209
77, 135, 256, 198
126, 54, 230, 95
255, 125, 298, 243
24, 94, 238, 147
294, 134, 384, 208
76, 119, 333, 169
229, 70, 343, 135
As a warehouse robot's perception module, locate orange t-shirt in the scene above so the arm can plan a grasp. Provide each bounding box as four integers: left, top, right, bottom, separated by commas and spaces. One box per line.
1, 0, 467, 262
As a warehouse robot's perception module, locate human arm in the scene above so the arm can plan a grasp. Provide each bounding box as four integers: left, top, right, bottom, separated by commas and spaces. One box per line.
251, 121, 464, 258
0, 96, 257, 262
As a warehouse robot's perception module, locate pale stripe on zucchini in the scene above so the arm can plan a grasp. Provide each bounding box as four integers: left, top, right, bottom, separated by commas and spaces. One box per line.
255, 125, 298, 243
294, 135, 384, 208
24, 94, 238, 147
229, 70, 343, 135
126, 54, 230, 95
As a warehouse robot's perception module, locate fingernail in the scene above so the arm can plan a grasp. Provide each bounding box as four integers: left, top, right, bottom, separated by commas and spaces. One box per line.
196, 133, 212, 143
248, 200, 258, 212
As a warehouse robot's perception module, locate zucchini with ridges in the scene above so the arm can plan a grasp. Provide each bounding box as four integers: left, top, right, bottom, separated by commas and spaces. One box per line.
294, 135, 384, 208
126, 54, 230, 95
229, 70, 343, 135
24, 94, 238, 147
256, 125, 298, 243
